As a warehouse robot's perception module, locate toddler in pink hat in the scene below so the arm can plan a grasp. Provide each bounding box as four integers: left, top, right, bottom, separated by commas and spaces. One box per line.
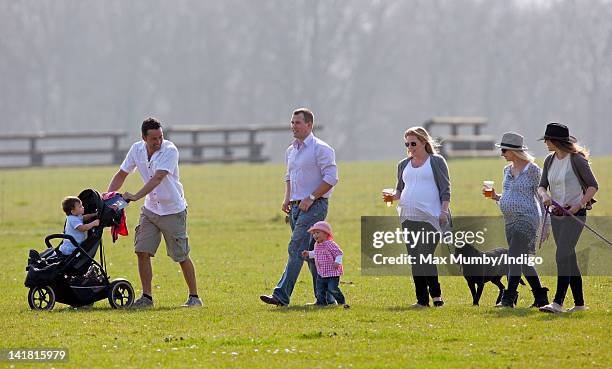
301, 221, 349, 308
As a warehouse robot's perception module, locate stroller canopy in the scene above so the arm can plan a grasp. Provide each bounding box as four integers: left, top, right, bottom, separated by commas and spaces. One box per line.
78, 189, 123, 228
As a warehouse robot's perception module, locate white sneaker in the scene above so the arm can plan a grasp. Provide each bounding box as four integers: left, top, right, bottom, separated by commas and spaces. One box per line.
411, 302, 429, 308
181, 295, 203, 308
539, 302, 564, 313
566, 305, 588, 313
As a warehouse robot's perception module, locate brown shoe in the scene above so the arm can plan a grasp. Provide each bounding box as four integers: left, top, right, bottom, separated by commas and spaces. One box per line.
260, 295, 282, 306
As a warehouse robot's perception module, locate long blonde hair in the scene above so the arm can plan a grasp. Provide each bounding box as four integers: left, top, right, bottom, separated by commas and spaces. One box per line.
404, 126, 439, 156
510, 150, 535, 163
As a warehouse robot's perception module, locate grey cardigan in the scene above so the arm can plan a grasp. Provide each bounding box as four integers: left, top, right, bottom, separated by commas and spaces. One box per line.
396, 154, 451, 202
539, 152, 599, 208
396, 154, 452, 226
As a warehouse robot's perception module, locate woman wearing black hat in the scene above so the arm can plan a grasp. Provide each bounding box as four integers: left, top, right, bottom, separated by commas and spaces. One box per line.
484, 132, 550, 308
537, 123, 599, 313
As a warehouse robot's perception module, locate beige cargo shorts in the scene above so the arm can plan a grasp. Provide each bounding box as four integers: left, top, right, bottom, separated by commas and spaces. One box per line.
134, 206, 190, 262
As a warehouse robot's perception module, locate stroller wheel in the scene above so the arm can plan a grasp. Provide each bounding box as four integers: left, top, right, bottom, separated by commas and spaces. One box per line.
108, 279, 134, 309
28, 286, 56, 311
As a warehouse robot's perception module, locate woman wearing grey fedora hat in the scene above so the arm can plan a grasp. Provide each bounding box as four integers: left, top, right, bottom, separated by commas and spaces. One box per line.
537, 123, 599, 313
484, 132, 550, 308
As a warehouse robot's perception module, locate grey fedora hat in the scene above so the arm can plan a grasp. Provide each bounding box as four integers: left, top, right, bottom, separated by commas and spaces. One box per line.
495, 132, 528, 151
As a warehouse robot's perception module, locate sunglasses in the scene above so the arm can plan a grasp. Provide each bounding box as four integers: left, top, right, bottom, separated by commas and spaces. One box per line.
404, 141, 418, 147
501, 148, 508, 153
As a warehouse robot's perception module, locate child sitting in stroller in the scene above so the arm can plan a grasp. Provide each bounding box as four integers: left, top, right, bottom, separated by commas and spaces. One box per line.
25, 189, 135, 310
58, 196, 100, 256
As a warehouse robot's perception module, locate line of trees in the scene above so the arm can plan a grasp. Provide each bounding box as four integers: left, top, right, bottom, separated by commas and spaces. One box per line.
1, 0, 611, 159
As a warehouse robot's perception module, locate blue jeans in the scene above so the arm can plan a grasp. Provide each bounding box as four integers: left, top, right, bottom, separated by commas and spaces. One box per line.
315, 276, 345, 305
272, 198, 334, 305
505, 226, 542, 293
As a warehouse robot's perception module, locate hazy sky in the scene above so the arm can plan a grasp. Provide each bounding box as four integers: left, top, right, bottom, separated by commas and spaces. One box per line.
1, 0, 610, 164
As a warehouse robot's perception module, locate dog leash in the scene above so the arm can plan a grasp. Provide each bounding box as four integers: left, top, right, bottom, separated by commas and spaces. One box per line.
538, 210, 549, 250
540, 200, 612, 247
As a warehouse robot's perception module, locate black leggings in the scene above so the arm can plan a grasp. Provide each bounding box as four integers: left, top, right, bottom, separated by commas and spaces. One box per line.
551, 213, 586, 306
403, 220, 441, 305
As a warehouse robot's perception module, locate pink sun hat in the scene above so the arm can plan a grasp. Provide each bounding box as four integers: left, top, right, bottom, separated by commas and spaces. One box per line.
307, 221, 333, 238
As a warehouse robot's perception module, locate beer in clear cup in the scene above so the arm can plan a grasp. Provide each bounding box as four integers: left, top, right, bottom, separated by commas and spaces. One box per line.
382, 188, 395, 207
483, 181, 494, 198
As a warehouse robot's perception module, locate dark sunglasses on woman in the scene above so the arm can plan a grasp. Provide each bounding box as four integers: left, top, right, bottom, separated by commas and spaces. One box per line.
405, 141, 418, 147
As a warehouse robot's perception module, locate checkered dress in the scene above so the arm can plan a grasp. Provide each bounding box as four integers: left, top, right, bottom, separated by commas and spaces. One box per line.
313, 240, 344, 278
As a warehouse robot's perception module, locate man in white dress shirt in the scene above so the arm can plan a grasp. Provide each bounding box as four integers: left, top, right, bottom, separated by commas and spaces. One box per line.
260, 108, 339, 306
107, 117, 201, 308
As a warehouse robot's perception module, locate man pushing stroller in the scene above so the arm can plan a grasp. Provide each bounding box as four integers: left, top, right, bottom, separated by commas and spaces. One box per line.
107, 117, 202, 308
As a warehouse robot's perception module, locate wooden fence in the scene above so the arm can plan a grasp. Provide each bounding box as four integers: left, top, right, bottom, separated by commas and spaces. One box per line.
0, 124, 309, 167
0, 131, 126, 167
164, 125, 292, 163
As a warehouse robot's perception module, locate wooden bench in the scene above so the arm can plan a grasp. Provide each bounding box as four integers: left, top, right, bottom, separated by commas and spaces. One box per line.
165, 124, 321, 163
423, 117, 497, 158
0, 131, 126, 167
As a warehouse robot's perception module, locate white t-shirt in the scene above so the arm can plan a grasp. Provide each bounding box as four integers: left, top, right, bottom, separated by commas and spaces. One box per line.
120, 140, 187, 216
398, 156, 441, 228
548, 154, 583, 207
59, 215, 86, 255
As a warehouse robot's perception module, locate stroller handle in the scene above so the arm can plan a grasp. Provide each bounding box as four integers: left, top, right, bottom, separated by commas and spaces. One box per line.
45, 234, 78, 249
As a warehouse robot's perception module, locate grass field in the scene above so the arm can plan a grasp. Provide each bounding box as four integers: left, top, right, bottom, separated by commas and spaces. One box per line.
1, 158, 611, 369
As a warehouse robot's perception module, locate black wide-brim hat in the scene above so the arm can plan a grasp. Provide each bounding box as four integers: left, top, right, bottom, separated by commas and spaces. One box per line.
538, 122, 577, 143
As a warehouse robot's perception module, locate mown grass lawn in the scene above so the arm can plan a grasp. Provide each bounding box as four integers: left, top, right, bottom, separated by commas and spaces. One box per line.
1, 158, 610, 368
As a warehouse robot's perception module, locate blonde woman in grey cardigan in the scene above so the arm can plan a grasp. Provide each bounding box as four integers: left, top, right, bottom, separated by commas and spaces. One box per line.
383, 126, 451, 308
537, 123, 599, 314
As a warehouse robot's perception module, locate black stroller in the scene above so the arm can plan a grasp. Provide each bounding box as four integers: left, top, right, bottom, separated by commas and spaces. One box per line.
25, 189, 135, 310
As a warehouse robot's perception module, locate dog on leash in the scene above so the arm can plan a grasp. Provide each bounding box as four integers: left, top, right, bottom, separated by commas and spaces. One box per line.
454, 243, 524, 306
